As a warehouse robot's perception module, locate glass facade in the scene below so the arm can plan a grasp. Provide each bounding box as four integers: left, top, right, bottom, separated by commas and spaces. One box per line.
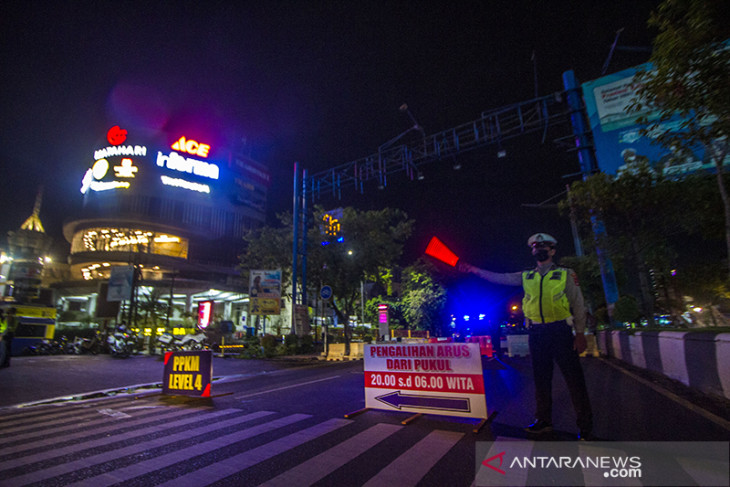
71, 227, 189, 258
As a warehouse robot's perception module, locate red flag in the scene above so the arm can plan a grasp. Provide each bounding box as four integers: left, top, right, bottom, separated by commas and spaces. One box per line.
425, 236, 459, 267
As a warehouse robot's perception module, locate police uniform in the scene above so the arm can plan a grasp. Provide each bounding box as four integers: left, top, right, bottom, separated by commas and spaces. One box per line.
522, 262, 592, 436
459, 233, 593, 438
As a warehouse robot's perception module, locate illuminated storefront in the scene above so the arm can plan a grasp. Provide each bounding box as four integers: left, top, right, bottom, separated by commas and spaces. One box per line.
71, 228, 188, 262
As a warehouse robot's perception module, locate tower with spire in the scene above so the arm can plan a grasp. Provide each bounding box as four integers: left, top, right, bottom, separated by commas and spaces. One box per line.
6, 187, 53, 303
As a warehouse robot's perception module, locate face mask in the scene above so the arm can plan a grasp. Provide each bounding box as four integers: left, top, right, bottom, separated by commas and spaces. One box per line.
534, 248, 550, 262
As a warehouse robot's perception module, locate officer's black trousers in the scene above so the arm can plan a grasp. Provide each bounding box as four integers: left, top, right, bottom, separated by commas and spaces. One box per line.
528, 321, 593, 432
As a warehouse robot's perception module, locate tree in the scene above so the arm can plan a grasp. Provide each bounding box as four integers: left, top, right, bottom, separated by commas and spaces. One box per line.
400, 259, 448, 336
239, 214, 296, 334
138, 287, 168, 327
239, 206, 414, 347
631, 0, 730, 278
240, 216, 295, 289
308, 207, 414, 350
562, 161, 710, 323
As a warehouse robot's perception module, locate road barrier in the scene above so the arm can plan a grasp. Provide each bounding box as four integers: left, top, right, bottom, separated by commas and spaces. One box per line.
325, 343, 346, 361
465, 336, 494, 357
507, 335, 529, 357
348, 342, 365, 360
596, 330, 730, 400
323, 342, 366, 360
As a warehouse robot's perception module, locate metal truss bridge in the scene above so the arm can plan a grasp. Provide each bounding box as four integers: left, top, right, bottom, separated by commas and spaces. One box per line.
306, 91, 578, 201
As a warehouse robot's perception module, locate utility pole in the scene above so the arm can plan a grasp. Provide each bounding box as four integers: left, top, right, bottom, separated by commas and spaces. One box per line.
292, 163, 301, 335
563, 70, 619, 324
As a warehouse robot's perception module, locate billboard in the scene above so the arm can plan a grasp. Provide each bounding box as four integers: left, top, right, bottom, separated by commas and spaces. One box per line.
248, 269, 282, 316
582, 64, 730, 176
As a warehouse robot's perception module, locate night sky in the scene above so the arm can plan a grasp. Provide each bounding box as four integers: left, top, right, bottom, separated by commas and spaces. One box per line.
1, 1, 657, 272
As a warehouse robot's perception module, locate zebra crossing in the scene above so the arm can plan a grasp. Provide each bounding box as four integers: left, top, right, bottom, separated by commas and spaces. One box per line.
2, 395, 726, 486
0, 394, 468, 487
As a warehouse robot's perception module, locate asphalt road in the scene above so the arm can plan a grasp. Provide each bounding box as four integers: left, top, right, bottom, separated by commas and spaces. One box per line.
0, 353, 317, 408
1, 353, 729, 486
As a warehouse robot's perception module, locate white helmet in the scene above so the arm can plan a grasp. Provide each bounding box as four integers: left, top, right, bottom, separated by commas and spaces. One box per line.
527, 233, 557, 247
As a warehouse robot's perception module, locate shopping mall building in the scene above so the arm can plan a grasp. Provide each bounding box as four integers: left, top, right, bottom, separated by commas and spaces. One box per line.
51, 124, 271, 332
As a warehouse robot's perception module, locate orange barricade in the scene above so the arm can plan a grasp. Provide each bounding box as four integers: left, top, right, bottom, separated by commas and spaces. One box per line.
466, 336, 494, 358
428, 337, 453, 344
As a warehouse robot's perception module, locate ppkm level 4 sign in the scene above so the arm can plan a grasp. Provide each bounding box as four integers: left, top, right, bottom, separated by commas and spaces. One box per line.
163, 350, 212, 397
364, 343, 487, 419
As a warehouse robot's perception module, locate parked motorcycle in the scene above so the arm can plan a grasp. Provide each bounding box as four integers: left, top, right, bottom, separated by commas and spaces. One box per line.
73, 332, 102, 355
156, 331, 180, 352
56, 335, 76, 354
22, 337, 69, 355
22, 339, 55, 355
157, 331, 209, 352
178, 332, 208, 350
107, 325, 136, 358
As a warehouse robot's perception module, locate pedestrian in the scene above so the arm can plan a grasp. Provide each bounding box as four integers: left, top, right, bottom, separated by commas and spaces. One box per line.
458, 233, 594, 440
2, 308, 18, 367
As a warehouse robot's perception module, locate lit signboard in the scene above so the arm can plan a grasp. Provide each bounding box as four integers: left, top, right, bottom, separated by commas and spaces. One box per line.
80, 126, 223, 195
321, 208, 343, 245
107, 125, 128, 145
160, 175, 210, 193
114, 159, 138, 178
155, 151, 219, 179
171, 136, 211, 158
80, 169, 130, 194
198, 300, 213, 329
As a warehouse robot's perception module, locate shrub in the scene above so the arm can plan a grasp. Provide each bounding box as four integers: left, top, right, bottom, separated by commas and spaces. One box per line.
299, 335, 314, 353
237, 336, 264, 359
260, 334, 279, 358
284, 334, 298, 354
614, 295, 641, 325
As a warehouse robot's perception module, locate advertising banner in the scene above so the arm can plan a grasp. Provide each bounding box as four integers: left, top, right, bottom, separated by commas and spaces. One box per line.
582, 64, 730, 176
106, 266, 134, 302
364, 343, 487, 419
162, 350, 212, 397
294, 304, 310, 335
249, 269, 282, 316
197, 300, 213, 329
377, 304, 389, 340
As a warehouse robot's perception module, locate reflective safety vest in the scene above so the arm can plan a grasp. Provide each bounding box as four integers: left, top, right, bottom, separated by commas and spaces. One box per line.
522, 268, 571, 324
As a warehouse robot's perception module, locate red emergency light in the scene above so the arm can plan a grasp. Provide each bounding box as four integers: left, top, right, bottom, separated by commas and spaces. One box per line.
425, 236, 459, 267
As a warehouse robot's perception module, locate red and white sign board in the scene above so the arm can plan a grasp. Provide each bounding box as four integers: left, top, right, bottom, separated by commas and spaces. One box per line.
364, 343, 487, 419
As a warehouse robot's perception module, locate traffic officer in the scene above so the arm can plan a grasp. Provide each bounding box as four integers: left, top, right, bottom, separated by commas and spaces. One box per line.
458, 233, 593, 440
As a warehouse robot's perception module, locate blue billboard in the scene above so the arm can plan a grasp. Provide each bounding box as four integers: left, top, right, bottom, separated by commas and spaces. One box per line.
582, 64, 729, 176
